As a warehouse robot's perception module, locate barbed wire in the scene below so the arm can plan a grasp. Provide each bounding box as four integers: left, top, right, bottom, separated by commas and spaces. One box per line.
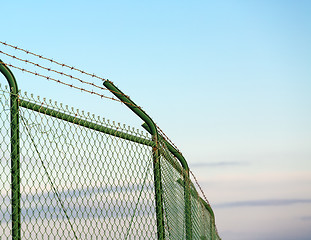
0, 41, 181, 155
0, 61, 122, 103
0, 49, 136, 101
189, 168, 220, 235
0, 41, 107, 83
189, 169, 209, 204
0, 50, 108, 93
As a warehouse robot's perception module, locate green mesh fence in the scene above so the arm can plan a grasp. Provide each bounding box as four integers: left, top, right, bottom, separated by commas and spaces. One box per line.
0, 82, 221, 239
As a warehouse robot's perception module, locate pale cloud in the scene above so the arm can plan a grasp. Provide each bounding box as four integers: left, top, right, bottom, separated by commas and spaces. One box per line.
215, 198, 311, 208
190, 161, 248, 168
301, 216, 311, 221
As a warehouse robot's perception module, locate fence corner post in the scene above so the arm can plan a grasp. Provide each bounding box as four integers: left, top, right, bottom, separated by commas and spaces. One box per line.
0, 60, 21, 240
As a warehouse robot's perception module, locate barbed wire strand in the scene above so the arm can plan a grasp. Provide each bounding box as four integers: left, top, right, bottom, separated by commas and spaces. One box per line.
189, 169, 209, 204
1, 62, 122, 103
189, 169, 219, 235
0, 49, 137, 102
0, 41, 107, 83
0, 50, 108, 93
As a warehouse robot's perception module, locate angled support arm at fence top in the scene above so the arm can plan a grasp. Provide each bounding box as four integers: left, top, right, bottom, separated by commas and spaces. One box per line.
103, 80, 165, 240
0, 60, 21, 240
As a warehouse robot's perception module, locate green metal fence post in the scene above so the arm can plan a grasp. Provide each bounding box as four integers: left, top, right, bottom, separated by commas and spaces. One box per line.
0, 60, 20, 240
142, 123, 192, 239
103, 80, 165, 240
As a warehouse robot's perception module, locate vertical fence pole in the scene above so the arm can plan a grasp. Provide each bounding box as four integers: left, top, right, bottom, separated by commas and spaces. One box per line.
0, 60, 20, 240
103, 81, 165, 240
184, 174, 192, 239
142, 123, 192, 239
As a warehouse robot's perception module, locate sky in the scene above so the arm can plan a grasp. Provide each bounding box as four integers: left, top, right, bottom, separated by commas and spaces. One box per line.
1, 1, 311, 239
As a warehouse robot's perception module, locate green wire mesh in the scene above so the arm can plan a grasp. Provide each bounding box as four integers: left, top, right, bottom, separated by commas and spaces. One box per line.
160, 150, 186, 239
0, 85, 12, 239
0, 84, 221, 239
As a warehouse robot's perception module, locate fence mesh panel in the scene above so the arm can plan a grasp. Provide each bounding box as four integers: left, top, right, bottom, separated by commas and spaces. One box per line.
0, 85, 12, 239
159, 145, 186, 239
1, 86, 158, 239
0, 83, 221, 239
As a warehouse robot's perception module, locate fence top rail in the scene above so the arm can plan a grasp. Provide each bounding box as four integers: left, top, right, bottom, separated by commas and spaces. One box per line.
19, 99, 155, 147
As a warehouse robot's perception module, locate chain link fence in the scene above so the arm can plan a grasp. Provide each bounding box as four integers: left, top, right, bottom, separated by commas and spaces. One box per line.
1, 81, 221, 239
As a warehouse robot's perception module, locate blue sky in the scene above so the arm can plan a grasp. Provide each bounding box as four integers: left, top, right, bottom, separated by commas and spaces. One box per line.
1, 1, 311, 239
